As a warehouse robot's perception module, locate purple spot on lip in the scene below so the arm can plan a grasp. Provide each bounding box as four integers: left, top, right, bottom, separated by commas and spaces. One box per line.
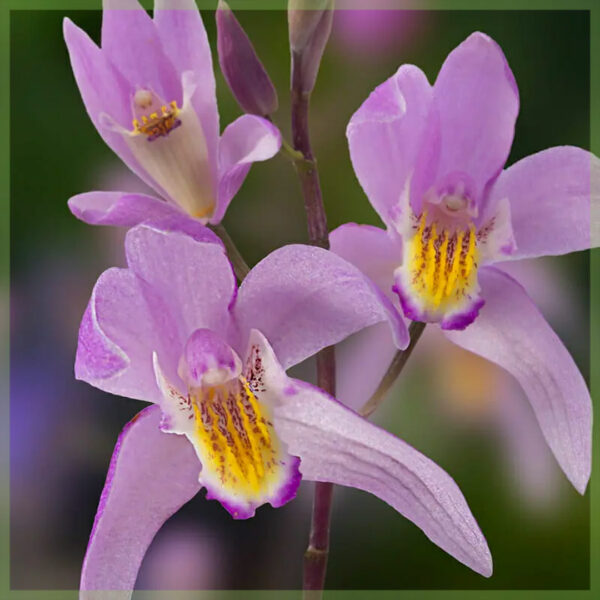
441, 298, 485, 330
392, 282, 426, 323
147, 118, 182, 142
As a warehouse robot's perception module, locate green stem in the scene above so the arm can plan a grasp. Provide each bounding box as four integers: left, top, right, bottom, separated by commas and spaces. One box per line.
359, 321, 427, 418
210, 223, 250, 281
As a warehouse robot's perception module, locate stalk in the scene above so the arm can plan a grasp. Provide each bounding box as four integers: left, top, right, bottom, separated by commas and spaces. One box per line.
359, 322, 427, 418
289, 46, 335, 600
210, 223, 251, 281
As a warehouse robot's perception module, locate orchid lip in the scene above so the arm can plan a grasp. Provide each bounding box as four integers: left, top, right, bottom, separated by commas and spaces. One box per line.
396, 206, 481, 326
153, 329, 301, 519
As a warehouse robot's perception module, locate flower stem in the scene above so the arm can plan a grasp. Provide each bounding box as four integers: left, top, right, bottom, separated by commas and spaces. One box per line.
291, 85, 329, 250
303, 478, 334, 597
289, 54, 334, 599
210, 223, 251, 281
359, 321, 427, 418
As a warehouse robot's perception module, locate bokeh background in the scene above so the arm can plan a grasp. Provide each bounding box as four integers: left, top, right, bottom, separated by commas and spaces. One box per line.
9, 4, 592, 591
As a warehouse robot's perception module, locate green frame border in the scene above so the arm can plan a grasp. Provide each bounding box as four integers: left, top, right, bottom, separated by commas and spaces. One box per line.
1, 0, 597, 597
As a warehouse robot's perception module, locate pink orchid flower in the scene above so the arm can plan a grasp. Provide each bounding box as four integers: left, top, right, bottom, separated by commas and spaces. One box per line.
76, 222, 492, 594
331, 32, 597, 494
64, 0, 281, 229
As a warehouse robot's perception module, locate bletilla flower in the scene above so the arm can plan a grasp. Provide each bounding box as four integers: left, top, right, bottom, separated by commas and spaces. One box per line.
77, 222, 492, 594
64, 0, 281, 229
332, 32, 597, 493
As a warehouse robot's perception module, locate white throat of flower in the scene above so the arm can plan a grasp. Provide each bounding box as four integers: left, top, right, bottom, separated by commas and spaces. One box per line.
100, 71, 215, 221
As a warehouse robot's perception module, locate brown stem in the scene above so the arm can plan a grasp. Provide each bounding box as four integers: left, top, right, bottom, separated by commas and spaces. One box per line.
291, 59, 329, 250
359, 321, 427, 418
303, 479, 335, 597
290, 50, 334, 599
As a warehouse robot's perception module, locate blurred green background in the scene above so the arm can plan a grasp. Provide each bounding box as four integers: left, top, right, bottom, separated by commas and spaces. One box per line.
10, 5, 591, 592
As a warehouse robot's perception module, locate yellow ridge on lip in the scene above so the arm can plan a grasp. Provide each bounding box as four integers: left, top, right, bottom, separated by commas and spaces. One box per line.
190, 378, 281, 499
405, 211, 479, 317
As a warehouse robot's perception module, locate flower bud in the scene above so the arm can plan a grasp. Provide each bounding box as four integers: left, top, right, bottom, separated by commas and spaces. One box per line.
216, 0, 278, 116
288, 0, 334, 94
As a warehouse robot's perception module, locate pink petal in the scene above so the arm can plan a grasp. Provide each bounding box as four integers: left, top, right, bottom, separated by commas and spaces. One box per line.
68, 191, 178, 226
124, 225, 237, 343
486, 146, 600, 259
76, 267, 182, 403
335, 322, 397, 411
68, 191, 223, 245
346, 64, 432, 226
234, 244, 408, 369
63, 18, 158, 191
329, 222, 402, 298
273, 378, 493, 577
154, 0, 220, 188
81, 406, 201, 594
445, 267, 592, 494
212, 115, 282, 223
416, 32, 519, 209
101, 0, 181, 105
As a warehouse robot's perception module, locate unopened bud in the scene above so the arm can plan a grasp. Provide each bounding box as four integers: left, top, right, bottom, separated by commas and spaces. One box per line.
216, 0, 278, 116
288, 0, 334, 94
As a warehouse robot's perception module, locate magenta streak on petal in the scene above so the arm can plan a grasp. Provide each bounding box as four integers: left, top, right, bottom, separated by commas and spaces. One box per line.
75, 301, 128, 382
269, 455, 302, 508
201, 452, 302, 520
392, 282, 427, 324
394, 277, 485, 331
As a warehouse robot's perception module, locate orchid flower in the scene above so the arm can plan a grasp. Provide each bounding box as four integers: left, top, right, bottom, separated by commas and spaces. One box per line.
76, 222, 492, 594
64, 0, 281, 230
331, 32, 597, 494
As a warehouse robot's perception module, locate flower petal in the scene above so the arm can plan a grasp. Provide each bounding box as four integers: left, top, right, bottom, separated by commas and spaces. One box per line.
329, 223, 402, 298
101, 0, 181, 105
76, 267, 182, 403
154, 0, 220, 188
485, 146, 600, 259
212, 115, 282, 224
67, 191, 177, 226
234, 244, 409, 369
335, 322, 397, 411
80, 405, 201, 595
444, 267, 592, 494
346, 64, 432, 226
67, 191, 223, 245
124, 224, 237, 342
246, 332, 492, 576
417, 32, 519, 209
63, 18, 159, 192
